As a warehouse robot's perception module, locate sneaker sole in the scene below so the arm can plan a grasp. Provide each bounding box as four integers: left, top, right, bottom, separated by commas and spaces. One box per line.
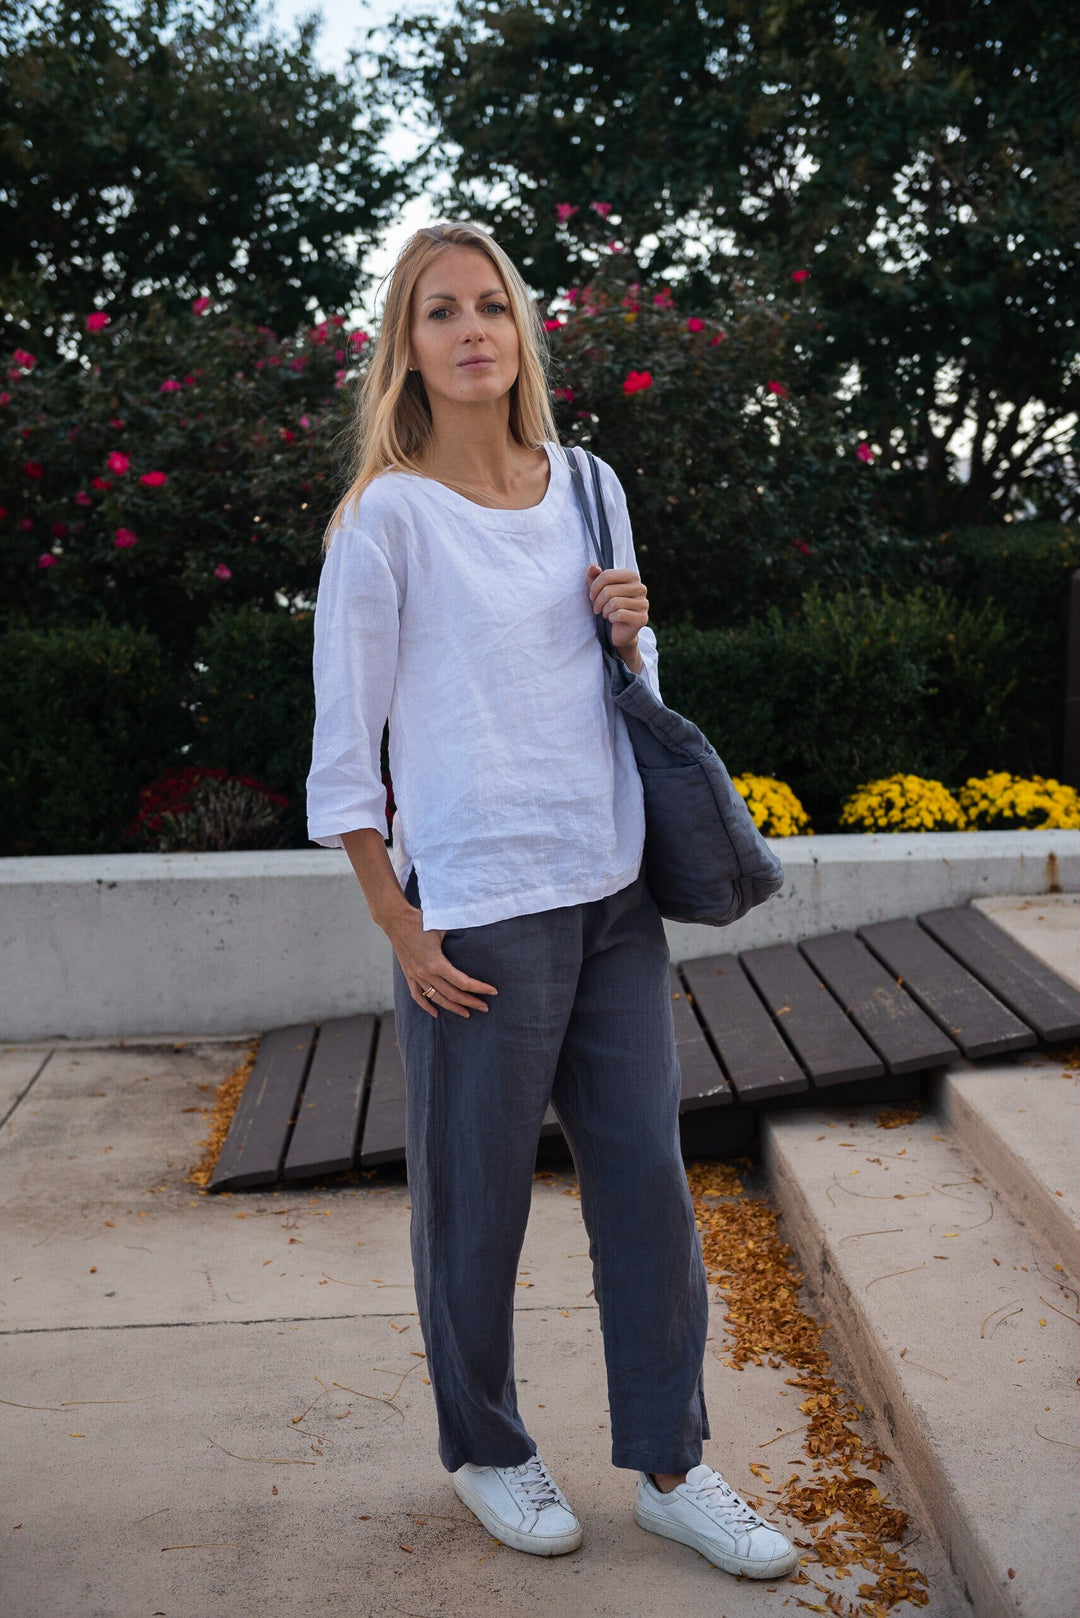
453, 1475, 583, 1557
634, 1497, 798, 1580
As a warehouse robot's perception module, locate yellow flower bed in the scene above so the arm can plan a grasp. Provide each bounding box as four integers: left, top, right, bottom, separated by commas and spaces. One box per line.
732, 773, 812, 836
957, 771, 1080, 831
839, 773, 966, 833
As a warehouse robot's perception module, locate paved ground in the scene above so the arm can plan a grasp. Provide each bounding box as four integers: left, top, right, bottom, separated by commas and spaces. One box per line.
3, 1034, 979, 1616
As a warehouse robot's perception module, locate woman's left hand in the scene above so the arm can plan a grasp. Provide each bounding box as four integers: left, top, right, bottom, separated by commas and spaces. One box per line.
587, 565, 649, 661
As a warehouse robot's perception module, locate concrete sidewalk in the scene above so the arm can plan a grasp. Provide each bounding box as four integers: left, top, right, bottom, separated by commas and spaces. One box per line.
0, 1035, 974, 1616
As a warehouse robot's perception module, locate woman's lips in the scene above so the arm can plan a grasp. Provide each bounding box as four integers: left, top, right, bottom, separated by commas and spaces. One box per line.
457, 357, 494, 367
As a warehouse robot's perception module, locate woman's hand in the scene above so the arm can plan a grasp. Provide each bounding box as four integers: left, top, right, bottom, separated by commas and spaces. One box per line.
587, 564, 649, 670
383, 904, 498, 1020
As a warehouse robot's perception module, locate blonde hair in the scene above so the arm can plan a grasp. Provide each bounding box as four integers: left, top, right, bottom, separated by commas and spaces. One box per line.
323, 221, 559, 550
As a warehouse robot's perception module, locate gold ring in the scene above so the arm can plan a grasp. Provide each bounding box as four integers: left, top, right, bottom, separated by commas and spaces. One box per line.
422, 985, 437, 1000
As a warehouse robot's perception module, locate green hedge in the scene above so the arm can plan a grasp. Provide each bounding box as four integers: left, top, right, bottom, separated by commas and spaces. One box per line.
656, 584, 1020, 831
0, 621, 186, 855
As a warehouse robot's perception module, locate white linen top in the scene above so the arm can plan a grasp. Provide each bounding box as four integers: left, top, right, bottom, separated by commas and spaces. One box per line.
305, 440, 662, 930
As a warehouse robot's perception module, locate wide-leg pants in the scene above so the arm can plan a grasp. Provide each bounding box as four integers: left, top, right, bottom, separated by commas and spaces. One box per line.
393, 864, 711, 1476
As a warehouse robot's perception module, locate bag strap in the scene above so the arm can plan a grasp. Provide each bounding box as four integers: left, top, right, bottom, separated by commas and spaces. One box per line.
562, 446, 615, 654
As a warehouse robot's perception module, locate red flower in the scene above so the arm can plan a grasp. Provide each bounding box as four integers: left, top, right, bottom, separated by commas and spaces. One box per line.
192, 296, 211, 315
791, 269, 810, 282
652, 288, 674, 309
108, 418, 124, 429
159, 379, 182, 393
114, 527, 137, 548
552, 387, 575, 402
214, 563, 232, 580
280, 427, 296, 443
51, 521, 69, 538
13, 348, 36, 369
555, 203, 579, 222
0, 391, 10, 405
307, 323, 328, 344
140, 470, 168, 487
289, 357, 307, 372
348, 330, 369, 351
710, 331, 727, 346
766, 380, 788, 397
623, 371, 653, 395
24, 460, 44, 478
856, 443, 875, 463
686, 317, 705, 333
544, 318, 563, 331
37, 553, 56, 568
85, 311, 111, 332
92, 476, 112, 490
18, 518, 34, 531
791, 537, 811, 555
107, 451, 130, 474
183, 374, 196, 386
75, 490, 92, 506
590, 201, 612, 217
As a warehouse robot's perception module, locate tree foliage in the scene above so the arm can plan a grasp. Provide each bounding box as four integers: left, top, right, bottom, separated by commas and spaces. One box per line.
384, 0, 1080, 527
1, 0, 400, 344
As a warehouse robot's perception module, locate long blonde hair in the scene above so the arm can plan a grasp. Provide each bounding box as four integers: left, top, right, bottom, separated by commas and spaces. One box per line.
323, 221, 560, 551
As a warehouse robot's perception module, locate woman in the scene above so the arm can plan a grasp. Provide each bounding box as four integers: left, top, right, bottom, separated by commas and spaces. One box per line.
306, 221, 796, 1583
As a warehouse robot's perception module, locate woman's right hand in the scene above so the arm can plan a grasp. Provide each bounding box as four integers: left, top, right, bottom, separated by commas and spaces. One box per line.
384, 905, 498, 1019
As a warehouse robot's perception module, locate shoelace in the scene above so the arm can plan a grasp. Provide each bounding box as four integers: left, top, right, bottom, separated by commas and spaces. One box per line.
686, 1472, 769, 1530
505, 1456, 562, 1511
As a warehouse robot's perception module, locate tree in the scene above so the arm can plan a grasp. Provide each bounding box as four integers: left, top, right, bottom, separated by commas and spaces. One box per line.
383, 0, 1080, 529
0, 0, 403, 343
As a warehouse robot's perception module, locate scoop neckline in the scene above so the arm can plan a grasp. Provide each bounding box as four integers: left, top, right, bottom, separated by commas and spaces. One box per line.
396, 441, 567, 528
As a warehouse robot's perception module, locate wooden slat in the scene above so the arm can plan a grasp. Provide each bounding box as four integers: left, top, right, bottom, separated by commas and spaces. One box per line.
739, 944, 885, 1086
858, 918, 1036, 1059
681, 955, 806, 1102
917, 906, 1080, 1044
283, 1015, 376, 1181
208, 1023, 315, 1191
799, 932, 960, 1074
670, 965, 732, 1109
358, 1014, 408, 1167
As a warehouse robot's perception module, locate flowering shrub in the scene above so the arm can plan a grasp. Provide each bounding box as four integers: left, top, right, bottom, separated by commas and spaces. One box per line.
127, 765, 288, 852
1, 306, 367, 655
838, 775, 967, 833
732, 774, 812, 837
957, 772, 1080, 831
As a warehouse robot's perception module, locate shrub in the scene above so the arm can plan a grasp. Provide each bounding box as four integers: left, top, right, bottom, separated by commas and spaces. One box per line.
732, 774, 812, 837
656, 584, 1016, 830
957, 772, 1080, 831
838, 775, 966, 833
127, 765, 289, 852
0, 620, 185, 854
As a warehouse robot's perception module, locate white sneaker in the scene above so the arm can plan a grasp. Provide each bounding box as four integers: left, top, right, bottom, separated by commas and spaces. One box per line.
635, 1463, 797, 1579
453, 1452, 583, 1556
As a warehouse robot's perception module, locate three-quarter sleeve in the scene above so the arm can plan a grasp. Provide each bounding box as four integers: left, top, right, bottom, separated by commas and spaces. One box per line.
597, 458, 662, 702
306, 519, 403, 848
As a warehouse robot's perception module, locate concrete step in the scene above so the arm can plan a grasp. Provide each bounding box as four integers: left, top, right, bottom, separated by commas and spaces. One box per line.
761, 1100, 1080, 1618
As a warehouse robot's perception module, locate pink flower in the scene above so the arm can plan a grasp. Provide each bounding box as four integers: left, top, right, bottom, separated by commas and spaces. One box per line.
183, 374, 195, 386
766, 380, 788, 397
24, 460, 43, 478
75, 490, 92, 506
623, 371, 653, 395
18, 518, 34, 531
267, 355, 281, 367
710, 331, 727, 346
37, 553, 56, 568
565, 287, 580, 305
113, 527, 137, 548
255, 359, 265, 369
621, 296, 641, 312
214, 563, 232, 580
544, 318, 563, 331
13, 349, 36, 369
335, 348, 345, 363
791, 269, 810, 283
107, 451, 130, 474
92, 477, 112, 490
51, 521, 69, 538
856, 443, 875, 463
85, 312, 111, 332
330, 314, 345, 327
0, 392, 10, 405
0, 505, 6, 519
140, 470, 168, 487
555, 202, 579, 222
686, 317, 705, 333
307, 323, 328, 344
333, 369, 347, 388
652, 288, 674, 309
590, 201, 612, 217
192, 296, 211, 315
553, 387, 575, 402
108, 418, 124, 429
289, 357, 307, 372
348, 330, 369, 351
159, 379, 182, 393
298, 415, 311, 428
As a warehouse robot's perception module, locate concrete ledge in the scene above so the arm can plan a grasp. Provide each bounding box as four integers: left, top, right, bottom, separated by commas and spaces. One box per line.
2, 830, 1077, 1042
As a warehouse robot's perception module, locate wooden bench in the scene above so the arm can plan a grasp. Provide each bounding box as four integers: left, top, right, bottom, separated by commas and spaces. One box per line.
207, 904, 1079, 1191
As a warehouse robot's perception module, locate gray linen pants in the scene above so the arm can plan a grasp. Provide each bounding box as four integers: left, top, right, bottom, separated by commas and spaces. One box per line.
393, 863, 711, 1476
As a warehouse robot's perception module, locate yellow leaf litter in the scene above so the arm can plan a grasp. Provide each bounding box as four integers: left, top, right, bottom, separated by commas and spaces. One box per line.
685, 1160, 929, 1615
187, 1042, 258, 1187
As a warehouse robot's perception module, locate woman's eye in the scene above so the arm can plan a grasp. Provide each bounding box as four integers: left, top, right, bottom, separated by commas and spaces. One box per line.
484, 302, 507, 315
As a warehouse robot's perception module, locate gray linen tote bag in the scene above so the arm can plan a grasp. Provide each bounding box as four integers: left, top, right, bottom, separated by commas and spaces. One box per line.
564, 446, 785, 926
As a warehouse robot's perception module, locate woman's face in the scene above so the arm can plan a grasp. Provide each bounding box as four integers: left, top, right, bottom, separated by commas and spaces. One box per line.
408, 247, 520, 409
